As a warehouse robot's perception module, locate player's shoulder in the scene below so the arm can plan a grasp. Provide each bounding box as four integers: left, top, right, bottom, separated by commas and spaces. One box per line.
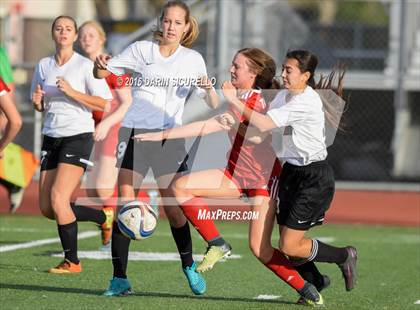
180, 46, 204, 62
37, 55, 55, 68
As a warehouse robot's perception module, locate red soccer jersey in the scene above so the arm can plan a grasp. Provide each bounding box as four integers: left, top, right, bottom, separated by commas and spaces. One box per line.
92, 73, 130, 124
0, 77, 10, 97
226, 89, 281, 191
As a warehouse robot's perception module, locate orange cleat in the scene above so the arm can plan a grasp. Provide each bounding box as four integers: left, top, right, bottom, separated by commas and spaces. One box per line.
48, 259, 82, 274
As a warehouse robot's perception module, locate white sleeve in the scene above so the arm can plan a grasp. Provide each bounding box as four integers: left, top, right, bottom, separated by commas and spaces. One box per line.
267, 93, 307, 128
107, 42, 142, 76
30, 62, 43, 100
192, 54, 208, 99
84, 61, 113, 100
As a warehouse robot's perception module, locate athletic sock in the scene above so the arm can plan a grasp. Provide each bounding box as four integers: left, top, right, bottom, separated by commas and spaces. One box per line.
57, 221, 79, 264
170, 222, 194, 269
264, 249, 305, 290
310, 239, 348, 264
295, 261, 325, 291
111, 221, 131, 279
180, 197, 221, 242
70, 203, 106, 224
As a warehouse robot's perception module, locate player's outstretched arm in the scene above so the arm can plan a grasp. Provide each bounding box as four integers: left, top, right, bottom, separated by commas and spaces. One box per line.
134, 116, 230, 142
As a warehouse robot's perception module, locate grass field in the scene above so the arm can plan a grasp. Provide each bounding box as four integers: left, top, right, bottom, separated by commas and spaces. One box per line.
0, 215, 419, 309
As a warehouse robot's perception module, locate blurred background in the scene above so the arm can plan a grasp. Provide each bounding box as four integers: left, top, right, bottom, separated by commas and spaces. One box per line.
0, 0, 419, 185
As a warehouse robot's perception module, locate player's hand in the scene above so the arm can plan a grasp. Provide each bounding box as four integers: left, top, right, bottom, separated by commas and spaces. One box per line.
56, 76, 75, 97
95, 54, 111, 70
133, 131, 165, 141
221, 81, 237, 103
216, 113, 235, 129
93, 121, 111, 141
32, 84, 45, 112
198, 76, 213, 91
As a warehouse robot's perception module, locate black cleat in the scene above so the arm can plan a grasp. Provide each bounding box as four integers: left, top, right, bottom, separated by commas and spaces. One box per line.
297, 282, 324, 307
338, 246, 358, 291
297, 275, 330, 305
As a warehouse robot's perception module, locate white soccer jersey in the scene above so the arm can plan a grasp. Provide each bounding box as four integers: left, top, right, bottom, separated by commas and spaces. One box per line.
31, 52, 113, 137
267, 86, 327, 166
107, 40, 207, 129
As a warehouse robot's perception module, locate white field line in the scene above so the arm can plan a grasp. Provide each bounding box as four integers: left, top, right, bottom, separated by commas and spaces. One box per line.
51, 251, 242, 262
0, 231, 99, 253
254, 295, 281, 300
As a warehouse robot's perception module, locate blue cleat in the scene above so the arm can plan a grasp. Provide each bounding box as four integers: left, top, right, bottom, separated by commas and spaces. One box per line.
103, 277, 132, 297
183, 261, 206, 295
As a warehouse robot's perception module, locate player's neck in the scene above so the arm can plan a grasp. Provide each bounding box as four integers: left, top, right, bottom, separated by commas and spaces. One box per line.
159, 42, 180, 58
55, 47, 74, 66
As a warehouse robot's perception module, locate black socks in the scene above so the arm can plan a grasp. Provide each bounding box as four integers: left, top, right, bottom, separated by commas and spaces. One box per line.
311, 239, 348, 264
170, 222, 194, 269
57, 221, 79, 264
70, 203, 106, 225
111, 221, 131, 279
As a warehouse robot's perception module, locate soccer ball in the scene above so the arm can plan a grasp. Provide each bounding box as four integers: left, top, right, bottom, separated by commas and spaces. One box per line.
117, 200, 158, 240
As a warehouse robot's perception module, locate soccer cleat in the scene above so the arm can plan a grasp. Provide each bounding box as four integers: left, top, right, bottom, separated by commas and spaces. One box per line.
103, 277, 132, 296
183, 261, 206, 295
297, 282, 324, 307
338, 246, 358, 291
196, 243, 232, 273
9, 186, 25, 214
297, 275, 330, 305
48, 259, 82, 274
101, 207, 114, 246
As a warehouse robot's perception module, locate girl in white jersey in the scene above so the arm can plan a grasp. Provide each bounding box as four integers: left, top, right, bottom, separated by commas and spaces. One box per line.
94, 1, 219, 296
228, 50, 357, 304
31, 16, 113, 274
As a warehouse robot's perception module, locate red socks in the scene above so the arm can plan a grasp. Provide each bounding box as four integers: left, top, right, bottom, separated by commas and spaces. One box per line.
180, 197, 220, 242
264, 249, 306, 290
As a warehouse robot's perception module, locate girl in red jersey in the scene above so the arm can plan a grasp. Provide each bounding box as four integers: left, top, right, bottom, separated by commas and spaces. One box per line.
78, 20, 132, 247
136, 48, 323, 305
0, 77, 22, 158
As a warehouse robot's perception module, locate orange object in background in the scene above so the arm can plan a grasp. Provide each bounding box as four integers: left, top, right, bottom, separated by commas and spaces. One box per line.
0, 143, 39, 188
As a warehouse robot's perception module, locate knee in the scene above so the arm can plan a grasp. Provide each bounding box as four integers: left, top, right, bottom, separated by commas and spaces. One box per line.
279, 241, 299, 258
172, 178, 188, 198
50, 188, 69, 210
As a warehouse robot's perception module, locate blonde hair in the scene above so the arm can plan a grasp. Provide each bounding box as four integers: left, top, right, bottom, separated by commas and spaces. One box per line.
79, 20, 107, 43
152, 0, 199, 48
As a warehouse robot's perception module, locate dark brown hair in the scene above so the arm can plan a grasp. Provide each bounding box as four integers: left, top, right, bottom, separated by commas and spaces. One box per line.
51, 15, 78, 35
286, 50, 346, 130
153, 0, 199, 48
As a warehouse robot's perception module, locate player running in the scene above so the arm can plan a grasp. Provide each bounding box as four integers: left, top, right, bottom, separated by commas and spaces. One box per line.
31, 15, 113, 273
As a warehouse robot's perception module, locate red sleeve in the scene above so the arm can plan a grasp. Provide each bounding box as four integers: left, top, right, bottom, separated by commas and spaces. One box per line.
247, 93, 267, 114
0, 77, 10, 96
106, 73, 131, 89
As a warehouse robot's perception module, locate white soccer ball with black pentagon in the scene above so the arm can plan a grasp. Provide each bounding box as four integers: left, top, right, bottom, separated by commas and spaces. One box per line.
117, 200, 158, 240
